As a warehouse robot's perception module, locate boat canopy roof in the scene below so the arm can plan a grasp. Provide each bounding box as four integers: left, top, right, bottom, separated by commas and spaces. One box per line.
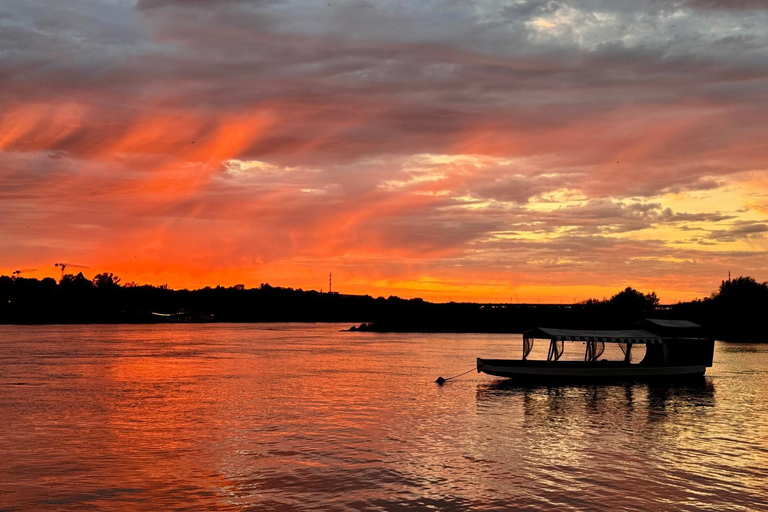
641, 319, 700, 329
524, 327, 662, 344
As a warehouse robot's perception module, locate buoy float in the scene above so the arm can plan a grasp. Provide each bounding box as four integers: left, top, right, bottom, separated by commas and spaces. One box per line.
435, 367, 474, 385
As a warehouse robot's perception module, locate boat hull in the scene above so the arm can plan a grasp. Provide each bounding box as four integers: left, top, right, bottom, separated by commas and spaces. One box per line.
477, 358, 707, 380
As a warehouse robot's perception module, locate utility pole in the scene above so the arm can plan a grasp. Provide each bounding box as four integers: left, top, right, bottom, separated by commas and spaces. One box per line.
329, 272, 332, 294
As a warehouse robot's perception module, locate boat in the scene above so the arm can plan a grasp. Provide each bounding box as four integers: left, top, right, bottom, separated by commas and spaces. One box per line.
477, 319, 715, 380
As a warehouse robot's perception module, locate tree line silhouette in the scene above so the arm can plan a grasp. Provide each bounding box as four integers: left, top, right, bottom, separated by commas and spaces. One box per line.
0, 272, 765, 341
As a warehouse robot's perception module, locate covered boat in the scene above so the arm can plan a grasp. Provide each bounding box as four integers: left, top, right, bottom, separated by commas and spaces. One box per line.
477, 319, 715, 380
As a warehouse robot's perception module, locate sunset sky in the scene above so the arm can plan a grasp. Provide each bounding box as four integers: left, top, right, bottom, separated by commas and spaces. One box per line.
1, 0, 767, 303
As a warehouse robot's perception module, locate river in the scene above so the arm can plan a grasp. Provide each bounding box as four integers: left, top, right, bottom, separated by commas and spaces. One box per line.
1, 323, 766, 511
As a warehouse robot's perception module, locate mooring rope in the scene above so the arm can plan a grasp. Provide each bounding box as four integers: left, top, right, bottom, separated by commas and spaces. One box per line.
435, 367, 475, 384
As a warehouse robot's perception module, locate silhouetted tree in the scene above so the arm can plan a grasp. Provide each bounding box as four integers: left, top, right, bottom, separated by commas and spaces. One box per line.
93, 272, 121, 289
704, 276, 768, 340
60, 272, 94, 292
609, 287, 659, 312
713, 276, 768, 302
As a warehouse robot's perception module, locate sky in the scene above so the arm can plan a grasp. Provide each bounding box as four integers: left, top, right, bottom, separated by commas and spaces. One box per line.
1, 0, 767, 303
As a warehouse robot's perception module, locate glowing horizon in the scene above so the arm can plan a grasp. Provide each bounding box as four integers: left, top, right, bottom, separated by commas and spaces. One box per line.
2, 1, 767, 305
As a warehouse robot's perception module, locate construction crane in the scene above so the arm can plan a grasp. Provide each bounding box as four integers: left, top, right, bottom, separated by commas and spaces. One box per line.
55, 262, 89, 278
12, 268, 37, 278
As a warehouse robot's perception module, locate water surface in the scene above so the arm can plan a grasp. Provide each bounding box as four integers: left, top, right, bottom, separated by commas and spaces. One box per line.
1, 323, 766, 511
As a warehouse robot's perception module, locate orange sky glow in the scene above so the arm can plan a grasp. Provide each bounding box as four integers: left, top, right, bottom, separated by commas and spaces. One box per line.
1, 1, 767, 303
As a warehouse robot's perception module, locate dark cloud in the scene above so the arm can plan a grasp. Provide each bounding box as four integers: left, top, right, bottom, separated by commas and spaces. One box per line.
705, 221, 768, 241
686, 0, 768, 10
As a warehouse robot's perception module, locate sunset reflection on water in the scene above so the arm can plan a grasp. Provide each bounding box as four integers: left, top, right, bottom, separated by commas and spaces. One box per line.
1, 324, 766, 511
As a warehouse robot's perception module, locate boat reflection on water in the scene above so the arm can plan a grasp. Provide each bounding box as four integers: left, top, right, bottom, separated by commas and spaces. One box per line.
477, 376, 714, 397
471, 379, 726, 510
476, 378, 718, 444
476, 378, 716, 421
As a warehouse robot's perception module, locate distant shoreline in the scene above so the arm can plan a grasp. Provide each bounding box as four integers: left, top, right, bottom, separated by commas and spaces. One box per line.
2, 274, 766, 342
